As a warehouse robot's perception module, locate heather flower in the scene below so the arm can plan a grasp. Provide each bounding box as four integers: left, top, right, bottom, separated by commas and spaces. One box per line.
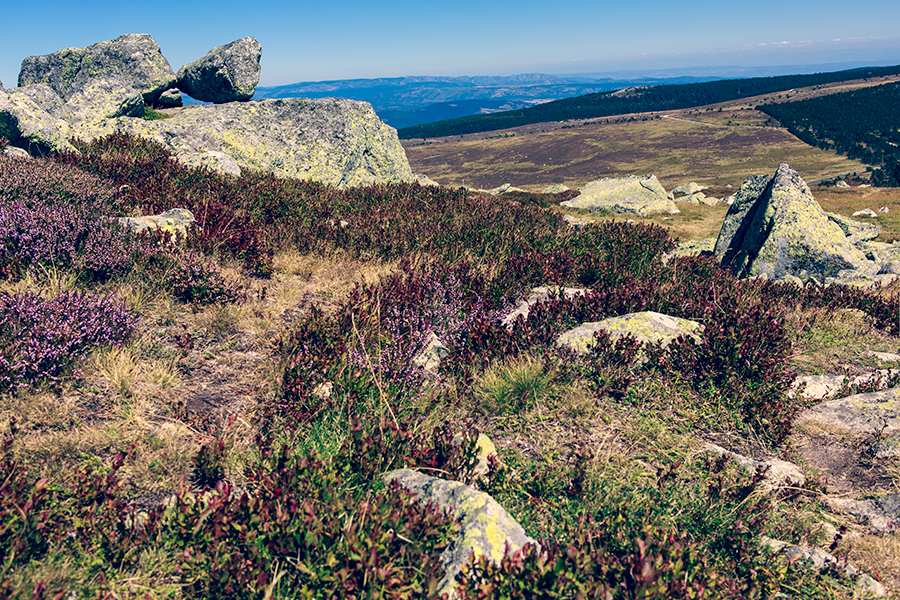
0, 290, 137, 393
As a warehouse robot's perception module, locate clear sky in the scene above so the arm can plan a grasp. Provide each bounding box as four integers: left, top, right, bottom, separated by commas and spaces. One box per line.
2, 0, 899, 88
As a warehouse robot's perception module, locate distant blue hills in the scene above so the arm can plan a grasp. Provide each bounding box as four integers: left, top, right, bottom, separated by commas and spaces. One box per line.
253, 61, 899, 129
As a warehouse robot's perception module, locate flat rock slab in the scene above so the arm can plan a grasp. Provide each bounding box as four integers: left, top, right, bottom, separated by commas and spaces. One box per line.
824, 494, 900, 534
556, 311, 703, 356
795, 387, 900, 435
560, 175, 679, 216
385, 469, 538, 598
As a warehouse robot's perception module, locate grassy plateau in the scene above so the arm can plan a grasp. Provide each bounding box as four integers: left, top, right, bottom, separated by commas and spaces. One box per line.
1, 86, 900, 600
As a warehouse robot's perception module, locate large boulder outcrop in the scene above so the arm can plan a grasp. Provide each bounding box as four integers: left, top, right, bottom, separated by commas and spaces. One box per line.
176, 37, 261, 103
560, 175, 679, 216
83, 97, 414, 185
18, 33, 175, 109
714, 163, 875, 281
3, 35, 415, 186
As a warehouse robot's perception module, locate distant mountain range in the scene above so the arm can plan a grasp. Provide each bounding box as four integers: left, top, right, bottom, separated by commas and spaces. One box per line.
253, 73, 724, 129
252, 61, 900, 130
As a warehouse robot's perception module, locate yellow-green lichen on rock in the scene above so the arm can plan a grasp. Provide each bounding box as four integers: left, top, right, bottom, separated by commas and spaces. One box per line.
794, 388, 900, 436
560, 174, 679, 216
715, 163, 876, 281
118, 208, 197, 240
384, 468, 538, 599
556, 311, 704, 356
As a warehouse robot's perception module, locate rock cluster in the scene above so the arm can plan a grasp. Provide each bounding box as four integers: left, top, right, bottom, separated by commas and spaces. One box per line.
0, 34, 414, 187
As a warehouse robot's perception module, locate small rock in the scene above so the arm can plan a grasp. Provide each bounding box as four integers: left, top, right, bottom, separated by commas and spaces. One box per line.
852, 208, 878, 218
412, 332, 449, 373
118, 208, 197, 238
795, 386, 900, 436
556, 311, 703, 356
3, 146, 30, 159
702, 443, 805, 491
156, 89, 183, 108
880, 206, 890, 213
866, 350, 900, 362
836, 180, 851, 188
501, 286, 588, 329
542, 183, 570, 194
560, 175, 679, 216
384, 469, 539, 599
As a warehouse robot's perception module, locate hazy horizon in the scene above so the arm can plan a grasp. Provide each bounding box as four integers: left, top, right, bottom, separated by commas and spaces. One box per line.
2, 0, 899, 91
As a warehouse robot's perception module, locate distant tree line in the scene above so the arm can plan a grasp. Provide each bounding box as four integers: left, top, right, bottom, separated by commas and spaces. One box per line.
397, 65, 900, 139
758, 82, 900, 186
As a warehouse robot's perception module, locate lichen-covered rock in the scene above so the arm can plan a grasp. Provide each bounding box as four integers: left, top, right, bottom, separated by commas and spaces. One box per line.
556, 311, 703, 356
0, 87, 75, 155
542, 183, 570, 194
714, 163, 875, 281
412, 332, 449, 373
560, 175, 679, 216
176, 37, 261, 103
17, 33, 175, 106
118, 208, 197, 238
665, 237, 716, 260
795, 387, 900, 436
384, 469, 538, 598
79, 97, 414, 186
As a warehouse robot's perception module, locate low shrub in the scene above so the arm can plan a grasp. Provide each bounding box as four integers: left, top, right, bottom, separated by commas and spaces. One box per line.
0, 290, 137, 393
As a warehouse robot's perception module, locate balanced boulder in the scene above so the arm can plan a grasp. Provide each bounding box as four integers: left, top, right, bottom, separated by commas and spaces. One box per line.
176, 37, 261, 103
560, 175, 679, 216
714, 163, 875, 281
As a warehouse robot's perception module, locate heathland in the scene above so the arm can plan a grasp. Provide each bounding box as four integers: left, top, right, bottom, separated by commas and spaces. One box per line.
3, 65, 900, 599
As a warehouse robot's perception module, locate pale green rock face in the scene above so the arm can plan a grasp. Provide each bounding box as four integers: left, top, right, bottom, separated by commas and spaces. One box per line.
714, 163, 874, 280
560, 175, 680, 216
118, 208, 197, 240
384, 468, 538, 599
556, 311, 704, 356
71, 97, 415, 187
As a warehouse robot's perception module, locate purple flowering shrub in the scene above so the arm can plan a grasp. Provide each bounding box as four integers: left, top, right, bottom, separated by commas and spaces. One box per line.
0, 290, 137, 393
166, 250, 245, 305
0, 155, 134, 281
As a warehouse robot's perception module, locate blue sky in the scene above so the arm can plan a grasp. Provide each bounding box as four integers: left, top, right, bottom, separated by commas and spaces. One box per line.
2, 0, 899, 88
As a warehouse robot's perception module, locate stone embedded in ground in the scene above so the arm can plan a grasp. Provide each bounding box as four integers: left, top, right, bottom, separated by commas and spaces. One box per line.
501, 286, 588, 329
542, 183, 570, 194
789, 374, 846, 401
18, 33, 175, 107
556, 311, 703, 356
672, 181, 708, 197
823, 494, 900, 534
412, 331, 449, 373
118, 208, 197, 238
0, 87, 75, 155
714, 163, 875, 281
853, 208, 878, 218
665, 237, 716, 261
384, 469, 538, 599
702, 443, 805, 491
560, 175, 679, 216
794, 387, 900, 436
176, 37, 261, 103
761, 537, 887, 596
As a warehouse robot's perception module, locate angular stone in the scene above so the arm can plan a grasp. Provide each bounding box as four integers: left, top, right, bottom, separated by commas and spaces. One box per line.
703, 443, 805, 491
176, 37, 261, 103
560, 175, 679, 216
542, 183, 570, 194
714, 163, 874, 281
761, 537, 887, 596
672, 182, 708, 197
17, 33, 175, 105
556, 311, 703, 356
156, 89, 183, 108
384, 469, 538, 599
